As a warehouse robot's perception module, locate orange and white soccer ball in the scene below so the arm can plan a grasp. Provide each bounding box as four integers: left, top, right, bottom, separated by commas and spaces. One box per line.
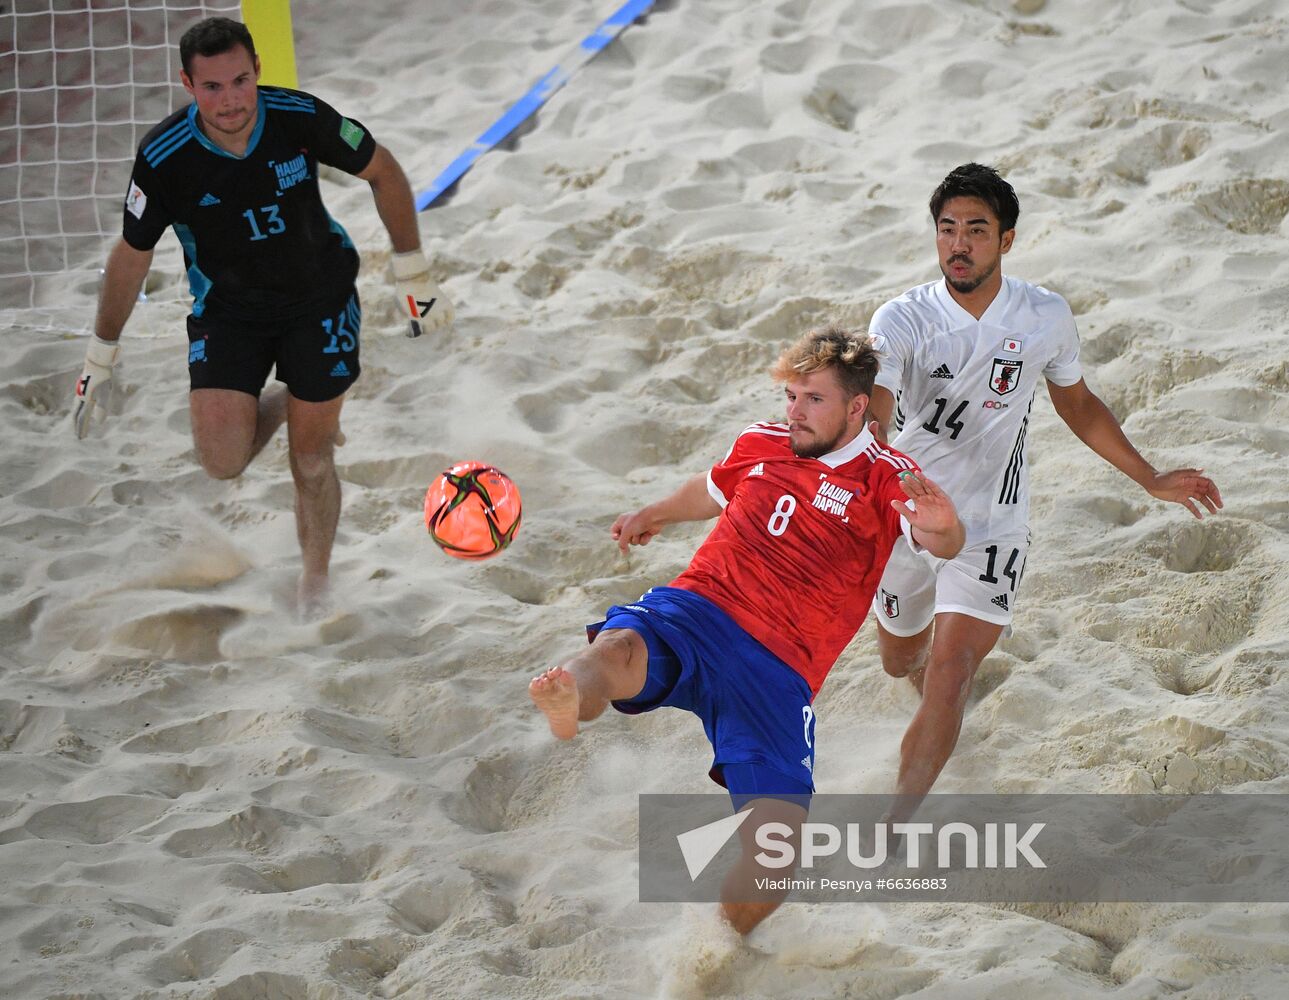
424, 461, 522, 560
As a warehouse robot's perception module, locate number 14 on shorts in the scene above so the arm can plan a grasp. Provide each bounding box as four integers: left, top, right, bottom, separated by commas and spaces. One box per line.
979, 544, 1023, 588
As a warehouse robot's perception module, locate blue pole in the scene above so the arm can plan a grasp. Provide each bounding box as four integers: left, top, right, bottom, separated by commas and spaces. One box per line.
415, 0, 657, 211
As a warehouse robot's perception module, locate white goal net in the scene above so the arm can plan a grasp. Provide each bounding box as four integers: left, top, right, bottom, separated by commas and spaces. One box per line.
2, 0, 239, 316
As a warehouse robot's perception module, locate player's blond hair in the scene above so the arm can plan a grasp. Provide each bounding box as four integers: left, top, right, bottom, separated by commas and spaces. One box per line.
771, 326, 879, 399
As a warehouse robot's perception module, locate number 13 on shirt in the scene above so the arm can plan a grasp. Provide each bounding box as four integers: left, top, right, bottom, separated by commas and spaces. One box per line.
243, 204, 285, 241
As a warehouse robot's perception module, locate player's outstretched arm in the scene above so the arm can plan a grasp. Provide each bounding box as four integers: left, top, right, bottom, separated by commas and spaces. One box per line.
611, 472, 722, 553
357, 144, 455, 337
892, 471, 964, 559
72, 238, 152, 439
1048, 379, 1223, 519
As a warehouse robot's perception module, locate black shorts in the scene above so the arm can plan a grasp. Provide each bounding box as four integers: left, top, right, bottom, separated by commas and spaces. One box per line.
186, 287, 361, 403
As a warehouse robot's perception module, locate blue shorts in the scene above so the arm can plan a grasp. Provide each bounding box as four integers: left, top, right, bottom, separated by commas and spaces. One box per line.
589, 587, 816, 805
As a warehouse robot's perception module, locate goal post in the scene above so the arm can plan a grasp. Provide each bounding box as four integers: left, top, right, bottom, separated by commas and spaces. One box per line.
0, 0, 287, 319
240, 0, 297, 89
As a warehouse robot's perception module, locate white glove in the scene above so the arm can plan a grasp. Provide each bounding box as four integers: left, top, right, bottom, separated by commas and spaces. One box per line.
391, 249, 454, 338
72, 336, 121, 439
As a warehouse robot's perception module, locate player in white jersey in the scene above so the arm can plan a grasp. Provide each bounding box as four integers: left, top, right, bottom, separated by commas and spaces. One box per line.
867, 163, 1223, 810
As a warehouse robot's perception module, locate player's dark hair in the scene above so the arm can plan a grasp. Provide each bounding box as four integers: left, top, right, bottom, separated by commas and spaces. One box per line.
929, 163, 1020, 233
771, 326, 879, 400
180, 17, 257, 76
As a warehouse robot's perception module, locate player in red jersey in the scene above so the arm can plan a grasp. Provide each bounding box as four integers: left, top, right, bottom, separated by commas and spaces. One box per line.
530, 326, 964, 935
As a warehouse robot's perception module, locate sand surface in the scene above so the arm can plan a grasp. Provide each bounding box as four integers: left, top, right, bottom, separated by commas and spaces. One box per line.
3, 0, 1289, 996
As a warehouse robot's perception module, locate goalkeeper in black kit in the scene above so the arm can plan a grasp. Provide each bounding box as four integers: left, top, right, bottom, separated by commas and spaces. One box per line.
72, 16, 453, 613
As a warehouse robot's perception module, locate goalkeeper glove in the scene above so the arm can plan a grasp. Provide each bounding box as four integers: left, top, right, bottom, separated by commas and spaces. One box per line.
72, 336, 121, 439
391, 249, 454, 338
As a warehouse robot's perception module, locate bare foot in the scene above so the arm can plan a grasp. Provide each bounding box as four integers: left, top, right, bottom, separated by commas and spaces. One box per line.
297, 572, 331, 621
529, 666, 580, 740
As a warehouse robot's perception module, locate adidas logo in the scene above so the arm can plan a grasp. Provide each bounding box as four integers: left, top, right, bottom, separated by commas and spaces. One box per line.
198, 193, 221, 206
991, 594, 1009, 610
748, 462, 764, 477
800, 755, 813, 773
930, 364, 953, 378
330, 361, 350, 377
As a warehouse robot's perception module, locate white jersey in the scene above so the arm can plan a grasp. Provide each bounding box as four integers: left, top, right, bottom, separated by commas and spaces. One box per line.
870, 275, 1083, 542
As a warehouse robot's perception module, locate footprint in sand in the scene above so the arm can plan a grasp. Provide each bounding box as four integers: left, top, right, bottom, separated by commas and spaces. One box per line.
938, 59, 1015, 99
0, 699, 75, 754
384, 870, 480, 936
519, 892, 597, 950
1107, 123, 1211, 184
571, 412, 711, 477
842, 3, 940, 50
131, 760, 224, 800
1072, 495, 1149, 529
216, 608, 362, 659
2, 371, 69, 422
254, 768, 400, 819
1093, 348, 1223, 420
1079, 320, 1160, 366
515, 259, 570, 300
324, 933, 414, 989
377, 678, 494, 756
258, 845, 382, 893
206, 971, 313, 999
1079, 518, 1269, 662
146, 927, 251, 986
160, 804, 296, 862
446, 751, 525, 834
514, 383, 588, 434
1193, 179, 1289, 235
759, 35, 829, 75
120, 709, 265, 755
13, 469, 103, 509
112, 605, 246, 663
1137, 518, 1253, 575
9, 794, 171, 846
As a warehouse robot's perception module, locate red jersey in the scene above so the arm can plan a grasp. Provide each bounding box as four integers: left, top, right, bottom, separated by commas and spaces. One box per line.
671, 422, 919, 696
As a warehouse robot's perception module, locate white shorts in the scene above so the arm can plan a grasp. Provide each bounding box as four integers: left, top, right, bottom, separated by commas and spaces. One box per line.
872, 534, 1030, 637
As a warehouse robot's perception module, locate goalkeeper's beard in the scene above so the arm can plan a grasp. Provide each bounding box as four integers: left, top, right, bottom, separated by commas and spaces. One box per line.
204, 106, 256, 137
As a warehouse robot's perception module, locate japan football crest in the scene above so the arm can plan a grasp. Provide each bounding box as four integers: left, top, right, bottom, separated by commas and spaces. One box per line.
989, 357, 1023, 396
880, 589, 899, 618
